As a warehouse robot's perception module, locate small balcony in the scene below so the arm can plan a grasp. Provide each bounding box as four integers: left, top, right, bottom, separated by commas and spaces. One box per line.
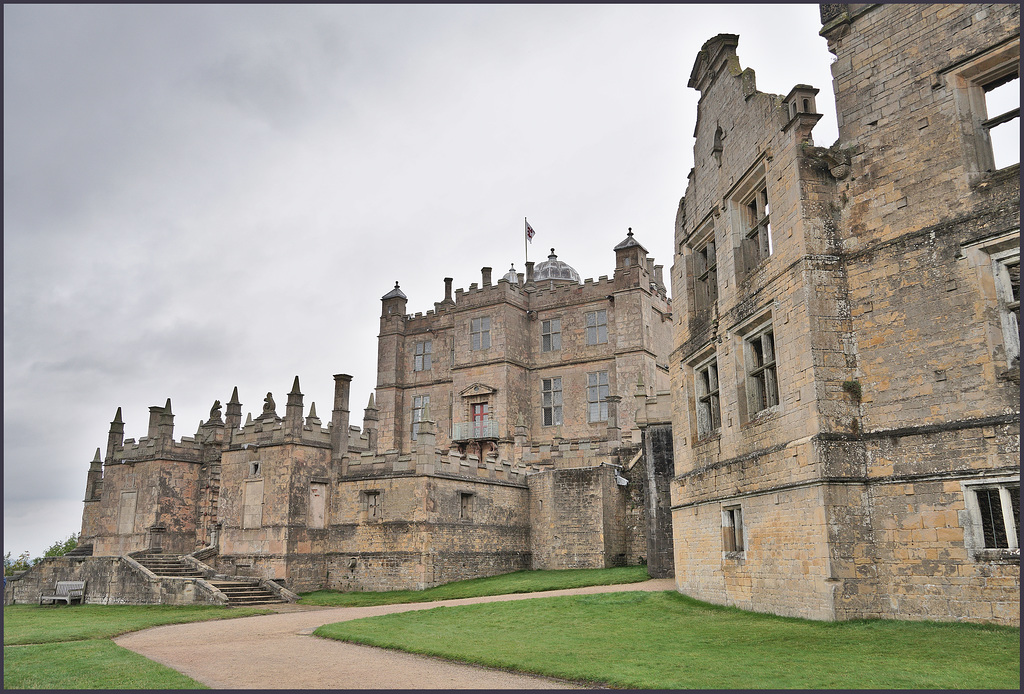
452, 420, 499, 441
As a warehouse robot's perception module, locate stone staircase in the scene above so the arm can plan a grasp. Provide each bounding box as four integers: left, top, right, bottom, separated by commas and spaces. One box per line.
206, 580, 287, 606
134, 553, 206, 579
65, 543, 93, 557
132, 551, 286, 606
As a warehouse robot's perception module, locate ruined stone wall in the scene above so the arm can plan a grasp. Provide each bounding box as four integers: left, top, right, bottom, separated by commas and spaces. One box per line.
641, 424, 675, 577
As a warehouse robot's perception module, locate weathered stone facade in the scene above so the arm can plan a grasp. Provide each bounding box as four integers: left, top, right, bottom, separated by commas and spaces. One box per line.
662, 5, 1019, 625
8, 235, 675, 604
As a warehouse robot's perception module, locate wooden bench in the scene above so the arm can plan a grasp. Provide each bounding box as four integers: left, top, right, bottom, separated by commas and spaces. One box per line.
39, 580, 86, 606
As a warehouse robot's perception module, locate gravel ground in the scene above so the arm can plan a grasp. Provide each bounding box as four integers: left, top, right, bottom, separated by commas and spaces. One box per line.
114, 578, 675, 689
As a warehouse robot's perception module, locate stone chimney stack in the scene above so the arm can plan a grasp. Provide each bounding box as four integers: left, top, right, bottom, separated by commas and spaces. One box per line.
106, 407, 124, 462
149, 399, 174, 440
444, 277, 454, 303
482, 267, 492, 286
285, 376, 304, 434
525, 261, 535, 284
332, 374, 352, 460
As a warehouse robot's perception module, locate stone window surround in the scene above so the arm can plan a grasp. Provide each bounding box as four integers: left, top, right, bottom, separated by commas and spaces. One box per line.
959, 475, 1020, 561
541, 317, 562, 352
458, 491, 474, 521
732, 310, 780, 424
960, 229, 1020, 367
722, 504, 745, 556
362, 489, 382, 521
692, 351, 722, 441
690, 216, 719, 315
728, 160, 773, 280
414, 340, 432, 371
941, 36, 1020, 179
541, 376, 563, 427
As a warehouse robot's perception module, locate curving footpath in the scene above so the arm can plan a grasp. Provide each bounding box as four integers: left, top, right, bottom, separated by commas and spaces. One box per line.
114, 578, 675, 689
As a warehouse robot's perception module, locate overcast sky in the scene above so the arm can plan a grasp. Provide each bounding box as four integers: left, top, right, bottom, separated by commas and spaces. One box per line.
4, 4, 839, 559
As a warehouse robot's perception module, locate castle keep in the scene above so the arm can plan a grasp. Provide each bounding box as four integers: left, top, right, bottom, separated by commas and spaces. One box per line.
8, 235, 675, 605
7, 4, 1019, 626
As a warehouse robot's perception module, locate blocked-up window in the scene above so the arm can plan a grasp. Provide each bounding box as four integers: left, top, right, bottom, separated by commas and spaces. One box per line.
243, 479, 264, 529
117, 491, 137, 535
587, 371, 609, 422
459, 493, 473, 521
585, 310, 608, 345
541, 318, 561, 352
308, 483, 326, 529
723, 505, 744, 553
471, 317, 491, 350
542, 377, 563, 426
746, 327, 779, 415
363, 491, 381, 520
411, 395, 429, 440
694, 357, 721, 439
414, 341, 432, 371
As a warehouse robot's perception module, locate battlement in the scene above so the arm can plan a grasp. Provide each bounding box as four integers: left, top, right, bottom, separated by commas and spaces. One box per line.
342, 446, 530, 486
113, 436, 204, 464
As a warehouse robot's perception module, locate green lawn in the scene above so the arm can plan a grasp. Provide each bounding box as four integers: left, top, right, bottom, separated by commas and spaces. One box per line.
3, 604, 272, 689
298, 565, 649, 606
315, 591, 1021, 689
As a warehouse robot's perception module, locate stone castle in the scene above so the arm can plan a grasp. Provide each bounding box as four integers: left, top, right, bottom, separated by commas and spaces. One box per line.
7, 4, 1019, 626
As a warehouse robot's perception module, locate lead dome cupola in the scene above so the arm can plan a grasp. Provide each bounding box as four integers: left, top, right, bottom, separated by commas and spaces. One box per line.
501, 264, 520, 285
533, 249, 581, 284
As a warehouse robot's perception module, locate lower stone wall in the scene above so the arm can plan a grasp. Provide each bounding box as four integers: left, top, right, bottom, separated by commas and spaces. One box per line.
4, 556, 222, 606
322, 549, 531, 592
672, 482, 837, 621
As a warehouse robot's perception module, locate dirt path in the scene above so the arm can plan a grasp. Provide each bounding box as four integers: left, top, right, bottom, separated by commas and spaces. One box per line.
114, 578, 675, 689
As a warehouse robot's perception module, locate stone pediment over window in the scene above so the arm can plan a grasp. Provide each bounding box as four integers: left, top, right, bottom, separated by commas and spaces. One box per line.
459, 383, 497, 398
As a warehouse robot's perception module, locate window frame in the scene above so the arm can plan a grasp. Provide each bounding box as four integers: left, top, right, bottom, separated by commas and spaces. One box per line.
470, 317, 491, 350
413, 340, 432, 371
694, 355, 722, 440
541, 318, 562, 352
587, 371, 609, 423
722, 505, 745, 555
744, 325, 779, 417
992, 247, 1020, 365
694, 235, 719, 314
943, 37, 1020, 176
585, 309, 608, 345
960, 477, 1020, 559
541, 376, 563, 426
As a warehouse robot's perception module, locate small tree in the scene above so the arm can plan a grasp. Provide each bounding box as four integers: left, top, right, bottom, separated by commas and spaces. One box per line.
4, 551, 34, 575
43, 533, 79, 558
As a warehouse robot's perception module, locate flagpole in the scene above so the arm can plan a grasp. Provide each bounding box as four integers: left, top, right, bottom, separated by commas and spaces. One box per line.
524, 217, 528, 265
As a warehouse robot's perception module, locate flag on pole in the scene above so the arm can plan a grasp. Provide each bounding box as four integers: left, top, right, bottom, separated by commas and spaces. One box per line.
525, 220, 536, 242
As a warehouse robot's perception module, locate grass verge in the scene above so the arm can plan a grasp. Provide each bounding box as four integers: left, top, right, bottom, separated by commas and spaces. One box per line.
4, 604, 273, 689
298, 565, 649, 606
315, 591, 1021, 689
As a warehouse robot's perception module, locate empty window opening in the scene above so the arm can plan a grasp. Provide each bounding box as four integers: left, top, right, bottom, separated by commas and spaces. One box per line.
694, 237, 718, 312
695, 358, 721, 439
746, 328, 779, 414
984, 74, 1020, 169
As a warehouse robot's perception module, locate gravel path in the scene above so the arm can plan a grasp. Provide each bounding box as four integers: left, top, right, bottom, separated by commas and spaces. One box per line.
114, 578, 675, 689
